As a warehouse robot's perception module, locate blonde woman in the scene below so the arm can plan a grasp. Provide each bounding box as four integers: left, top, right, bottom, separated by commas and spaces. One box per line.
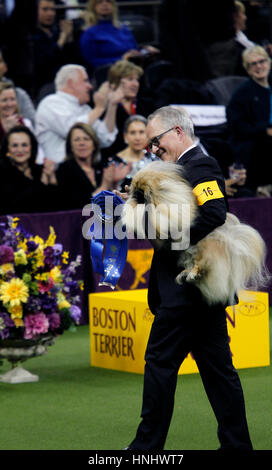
226, 45, 272, 194
79, 0, 158, 70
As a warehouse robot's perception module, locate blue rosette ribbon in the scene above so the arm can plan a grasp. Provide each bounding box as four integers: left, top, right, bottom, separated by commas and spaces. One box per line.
89, 190, 128, 289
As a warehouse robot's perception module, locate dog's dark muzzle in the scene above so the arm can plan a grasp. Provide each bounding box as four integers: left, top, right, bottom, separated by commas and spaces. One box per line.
133, 188, 146, 204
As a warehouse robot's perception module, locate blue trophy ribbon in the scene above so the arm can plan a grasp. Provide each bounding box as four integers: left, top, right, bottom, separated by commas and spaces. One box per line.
89, 190, 128, 289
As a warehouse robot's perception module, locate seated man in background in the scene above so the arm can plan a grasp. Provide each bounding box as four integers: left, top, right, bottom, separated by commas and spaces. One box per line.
36, 64, 124, 164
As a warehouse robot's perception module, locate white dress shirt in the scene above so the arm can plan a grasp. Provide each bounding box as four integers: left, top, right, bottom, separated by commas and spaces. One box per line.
36, 91, 117, 164
176, 143, 198, 162
235, 31, 255, 49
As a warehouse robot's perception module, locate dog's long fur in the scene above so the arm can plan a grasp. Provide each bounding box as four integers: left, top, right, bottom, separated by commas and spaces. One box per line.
122, 161, 269, 305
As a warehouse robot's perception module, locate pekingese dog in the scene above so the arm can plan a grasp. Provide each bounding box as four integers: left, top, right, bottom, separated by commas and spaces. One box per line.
121, 160, 269, 305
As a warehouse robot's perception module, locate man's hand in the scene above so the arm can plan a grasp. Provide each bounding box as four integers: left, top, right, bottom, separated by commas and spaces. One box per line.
93, 81, 111, 111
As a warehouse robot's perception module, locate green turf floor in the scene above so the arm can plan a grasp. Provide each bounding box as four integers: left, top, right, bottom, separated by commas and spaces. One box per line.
0, 319, 271, 451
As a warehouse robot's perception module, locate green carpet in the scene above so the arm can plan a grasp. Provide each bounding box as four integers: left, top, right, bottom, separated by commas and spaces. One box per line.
0, 318, 271, 451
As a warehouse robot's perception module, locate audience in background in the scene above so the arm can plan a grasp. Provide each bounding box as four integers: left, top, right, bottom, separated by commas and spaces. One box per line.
109, 114, 157, 190
227, 45, 272, 195
79, 0, 159, 72
0, 82, 34, 143
0, 48, 36, 125
56, 122, 130, 209
36, 64, 125, 164
0, 81, 44, 161
33, 0, 78, 98
1, 0, 270, 209
159, 0, 237, 82
233, 1, 272, 75
102, 60, 155, 161
0, 126, 59, 214
0, 0, 37, 95
194, 135, 254, 198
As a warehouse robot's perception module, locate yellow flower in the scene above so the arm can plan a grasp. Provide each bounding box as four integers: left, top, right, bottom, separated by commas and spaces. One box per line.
0, 278, 29, 307
14, 249, 28, 265
14, 318, 24, 328
45, 226, 56, 247
79, 281, 84, 291
57, 292, 71, 310
11, 217, 19, 228
33, 235, 45, 247
8, 304, 23, 319
49, 266, 62, 282
58, 299, 71, 310
17, 239, 28, 251
0, 263, 14, 275
62, 251, 69, 265
35, 246, 45, 268
35, 272, 49, 282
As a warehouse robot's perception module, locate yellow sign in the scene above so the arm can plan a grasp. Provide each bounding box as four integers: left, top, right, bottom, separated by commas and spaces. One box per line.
89, 289, 270, 374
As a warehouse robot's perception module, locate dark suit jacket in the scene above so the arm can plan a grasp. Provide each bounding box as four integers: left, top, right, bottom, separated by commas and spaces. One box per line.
0, 159, 60, 215
226, 78, 272, 188
147, 145, 228, 311
56, 159, 102, 210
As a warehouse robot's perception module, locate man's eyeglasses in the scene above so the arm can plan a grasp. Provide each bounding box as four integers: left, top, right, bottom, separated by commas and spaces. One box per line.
248, 58, 268, 68
147, 127, 174, 151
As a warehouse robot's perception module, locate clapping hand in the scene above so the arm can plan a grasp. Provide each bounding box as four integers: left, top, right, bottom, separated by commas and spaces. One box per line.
2, 114, 21, 132
41, 158, 57, 185
59, 19, 74, 44
108, 81, 126, 105
101, 162, 132, 188
93, 81, 111, 111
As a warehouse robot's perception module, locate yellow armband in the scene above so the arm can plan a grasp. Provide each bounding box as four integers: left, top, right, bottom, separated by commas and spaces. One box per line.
193, 180, 224, 206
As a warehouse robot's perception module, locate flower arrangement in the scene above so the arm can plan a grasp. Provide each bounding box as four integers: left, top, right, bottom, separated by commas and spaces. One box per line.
0, 217, 82, 343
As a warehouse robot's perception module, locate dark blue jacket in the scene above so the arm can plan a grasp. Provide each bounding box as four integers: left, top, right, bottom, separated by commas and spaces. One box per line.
79, 20, 138, 69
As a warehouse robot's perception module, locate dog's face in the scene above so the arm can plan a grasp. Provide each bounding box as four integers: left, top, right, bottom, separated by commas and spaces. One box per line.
122, 161, 198, 242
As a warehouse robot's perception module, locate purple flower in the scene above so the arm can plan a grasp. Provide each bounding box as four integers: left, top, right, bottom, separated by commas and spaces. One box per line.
47, 313, 61, 330
0, 312, 15, 339
44, 246, 54, 268
70, 305, 81, 324
40, 294, 57, 312
26, 295, 42, 312
53, 244, 63, 255
64, 280, 79, 297
0, 245, 14, 265
27, 240, 38, 252
24, 313, 49, 339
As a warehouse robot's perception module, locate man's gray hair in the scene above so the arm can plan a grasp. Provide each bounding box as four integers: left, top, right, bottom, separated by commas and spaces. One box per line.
148, 106, 195, 139
55, 64, 87, 91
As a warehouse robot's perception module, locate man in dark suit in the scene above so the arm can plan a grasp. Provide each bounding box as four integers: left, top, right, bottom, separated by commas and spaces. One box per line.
125, 106, 253, 450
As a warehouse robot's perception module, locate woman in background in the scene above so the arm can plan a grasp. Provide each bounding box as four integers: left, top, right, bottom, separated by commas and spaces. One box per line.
109, 114, 157, 190
102, 60, 155, 160
56, 122, 130, 209
79, 0, 158, 70
226, 45, 272, 194
0, 126, 58, 214
0, 81, 44, 162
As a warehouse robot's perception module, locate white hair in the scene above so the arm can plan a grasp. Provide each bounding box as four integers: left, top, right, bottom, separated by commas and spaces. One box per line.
148, 105, 195, 139
55, 64, 87, 91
